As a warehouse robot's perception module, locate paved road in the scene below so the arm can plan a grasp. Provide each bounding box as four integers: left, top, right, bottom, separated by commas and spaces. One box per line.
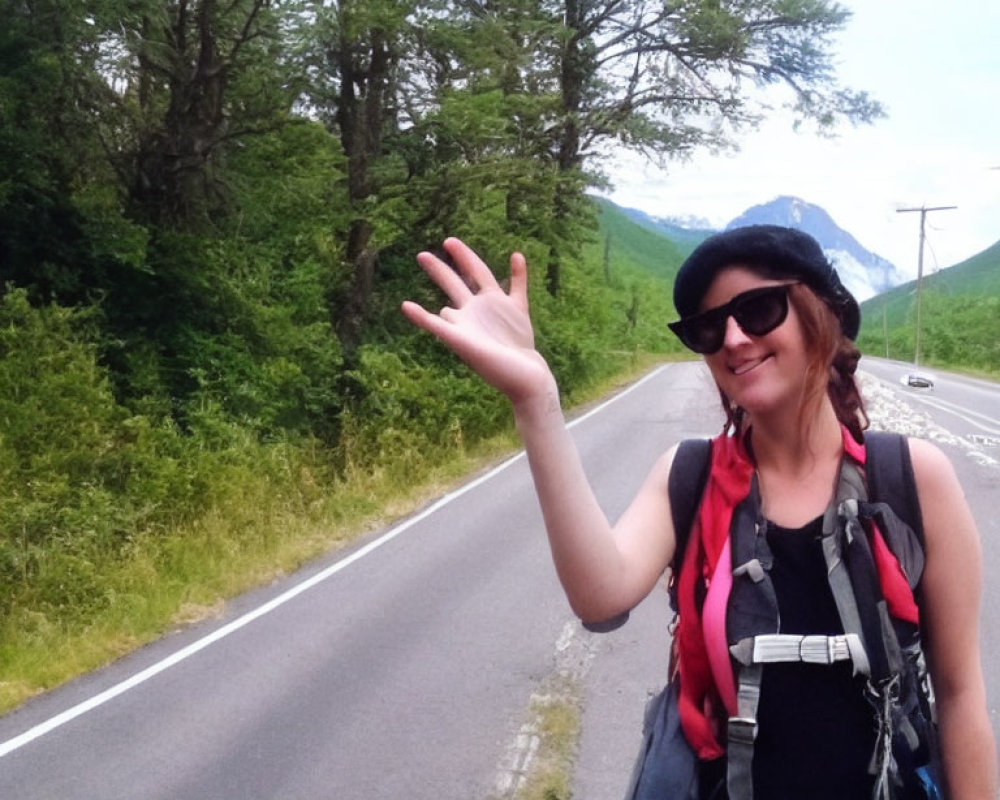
0, 362, 718, 800
860, 356, 1000, 443
0, 360, 996, 800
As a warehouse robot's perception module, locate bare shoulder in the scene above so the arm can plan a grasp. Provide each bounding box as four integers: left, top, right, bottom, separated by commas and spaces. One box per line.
900, 443, 987, 737
627, 442, 680, 530
902, 435, 981, 570
605, 440, 687, 610
906, 435, 957, 481
904, 436, 968, 507
648, 438, 706, 517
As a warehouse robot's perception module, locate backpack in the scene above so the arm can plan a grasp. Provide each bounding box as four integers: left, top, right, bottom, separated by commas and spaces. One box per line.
667, 431, 925, 600
623, 431, 941, 800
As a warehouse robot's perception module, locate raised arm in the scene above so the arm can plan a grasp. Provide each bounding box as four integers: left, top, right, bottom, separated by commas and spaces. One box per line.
908, 437, 998, 800
402, 238, 677, 621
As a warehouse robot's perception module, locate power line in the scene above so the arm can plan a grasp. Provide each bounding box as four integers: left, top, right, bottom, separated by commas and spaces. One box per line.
896, 205, 957, 367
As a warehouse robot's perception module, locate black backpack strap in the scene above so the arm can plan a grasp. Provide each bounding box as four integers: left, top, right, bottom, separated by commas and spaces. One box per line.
855, 433, 941, 795
668, 438, 713, 566
863, 431, 925, 547
666, 438, 712, 614
662, 432, 924, 603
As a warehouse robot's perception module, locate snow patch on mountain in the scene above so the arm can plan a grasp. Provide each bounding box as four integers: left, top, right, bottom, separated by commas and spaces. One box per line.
656, 213, 717, 230
825, 250, 879, 301
724, 196, 907, 300
601, 194, 910, 301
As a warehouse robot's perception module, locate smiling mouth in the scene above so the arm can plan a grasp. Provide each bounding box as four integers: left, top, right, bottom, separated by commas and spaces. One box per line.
731, 355, 770, 376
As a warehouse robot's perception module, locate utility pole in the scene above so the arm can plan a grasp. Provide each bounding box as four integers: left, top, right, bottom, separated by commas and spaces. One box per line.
896, 204, 957, 366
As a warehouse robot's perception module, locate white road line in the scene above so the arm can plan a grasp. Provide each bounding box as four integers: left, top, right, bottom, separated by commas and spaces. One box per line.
494, 619, 601, 797
0, 364, 672, 759
903, 392, 1000, 435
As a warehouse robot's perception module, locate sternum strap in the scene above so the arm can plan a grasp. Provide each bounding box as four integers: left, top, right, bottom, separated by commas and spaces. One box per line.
730, 633, 870, 674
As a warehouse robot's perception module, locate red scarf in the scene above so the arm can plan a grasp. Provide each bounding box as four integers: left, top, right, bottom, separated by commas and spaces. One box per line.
675, 428, 919, 760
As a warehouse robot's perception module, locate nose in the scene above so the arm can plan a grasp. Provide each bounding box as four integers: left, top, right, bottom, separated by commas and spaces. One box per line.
721, 314, 752, 349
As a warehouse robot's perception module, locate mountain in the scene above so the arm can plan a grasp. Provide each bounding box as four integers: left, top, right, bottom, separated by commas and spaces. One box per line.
724, 196, 906, 302
592, 195, 1000, 374
860, 237, 1000, 330
597, 194, 905, 302
855, 237, 1000, 372
612, 205, 715, 258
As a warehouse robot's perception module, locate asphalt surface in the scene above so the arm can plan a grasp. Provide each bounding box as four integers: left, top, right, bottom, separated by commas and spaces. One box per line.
0, 359, 996, 800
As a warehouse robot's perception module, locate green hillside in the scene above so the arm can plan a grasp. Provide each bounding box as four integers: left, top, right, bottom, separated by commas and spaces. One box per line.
590, 198, 1000, 376
570, 199, 688, 352
861, 239, 1000, 324
858, 239, 1000, 373
606, 201, 715, 258
591, 197, 690, 284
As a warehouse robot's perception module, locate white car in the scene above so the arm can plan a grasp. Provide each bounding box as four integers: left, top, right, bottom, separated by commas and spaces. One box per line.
901, 370, 935, 389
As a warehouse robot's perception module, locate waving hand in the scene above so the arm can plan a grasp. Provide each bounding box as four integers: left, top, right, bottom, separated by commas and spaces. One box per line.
401, 238, 554, 406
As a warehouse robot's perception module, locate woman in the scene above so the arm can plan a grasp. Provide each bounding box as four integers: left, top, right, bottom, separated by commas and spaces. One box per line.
401, 227, 996, 799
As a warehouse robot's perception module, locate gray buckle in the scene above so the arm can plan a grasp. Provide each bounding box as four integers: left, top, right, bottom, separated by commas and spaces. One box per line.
799, 634, 836, 664
727, 716, 758, 745
733, 558, 765, 583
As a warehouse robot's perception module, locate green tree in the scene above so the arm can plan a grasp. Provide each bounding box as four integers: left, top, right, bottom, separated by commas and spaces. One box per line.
297, 0, 421, 356
550, 0, 882, 293
298, 1, 570, 352
443, 0, 883, 295
550, 0, 882, 169
98, 0, 293, 229
0, 0, 149, 305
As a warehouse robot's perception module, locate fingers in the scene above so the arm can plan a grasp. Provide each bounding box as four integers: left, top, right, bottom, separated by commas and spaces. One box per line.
441, 238, 499, 288
415, 250, 474, 305
401, 300, 452, 341
509, 251, 529, 310
401, 299, 461, 330
412, 237, 528, 309
400, 300, 473, 361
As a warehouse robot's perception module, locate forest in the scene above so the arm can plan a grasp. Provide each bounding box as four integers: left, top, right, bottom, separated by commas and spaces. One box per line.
857, 239, 1000, 375
0, 0, 880, 709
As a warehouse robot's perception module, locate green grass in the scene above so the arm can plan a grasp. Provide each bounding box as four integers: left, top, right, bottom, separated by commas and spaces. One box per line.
515, 683, 583, 800
0, 199, 684, 717
0, 353, 673, 716
0, 426, 520, 714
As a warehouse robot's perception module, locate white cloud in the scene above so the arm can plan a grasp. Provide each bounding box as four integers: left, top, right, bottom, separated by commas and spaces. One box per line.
600, 1, 1000, 277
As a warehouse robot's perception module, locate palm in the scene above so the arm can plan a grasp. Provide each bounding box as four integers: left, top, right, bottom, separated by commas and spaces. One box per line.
401, 238, 551, 404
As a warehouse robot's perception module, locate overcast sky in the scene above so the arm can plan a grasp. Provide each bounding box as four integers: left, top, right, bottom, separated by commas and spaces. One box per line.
599, 1, 1000, 277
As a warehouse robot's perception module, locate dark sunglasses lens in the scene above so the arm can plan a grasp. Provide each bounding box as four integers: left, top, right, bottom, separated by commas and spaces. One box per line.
733, 288, 789, 336
681, 314, 725, 354
669, 286, 791, 354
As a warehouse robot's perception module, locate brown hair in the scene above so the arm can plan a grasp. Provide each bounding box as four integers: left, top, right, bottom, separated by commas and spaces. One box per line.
718, 280, 868, 442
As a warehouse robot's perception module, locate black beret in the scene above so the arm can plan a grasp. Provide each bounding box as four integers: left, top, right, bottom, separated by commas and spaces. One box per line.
673, 225, 861, 340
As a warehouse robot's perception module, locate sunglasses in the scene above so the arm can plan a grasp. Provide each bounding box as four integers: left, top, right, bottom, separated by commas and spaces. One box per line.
668, 284, 797, 354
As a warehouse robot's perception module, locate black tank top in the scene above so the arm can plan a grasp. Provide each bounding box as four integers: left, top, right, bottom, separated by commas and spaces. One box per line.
751, 516, 876, 799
